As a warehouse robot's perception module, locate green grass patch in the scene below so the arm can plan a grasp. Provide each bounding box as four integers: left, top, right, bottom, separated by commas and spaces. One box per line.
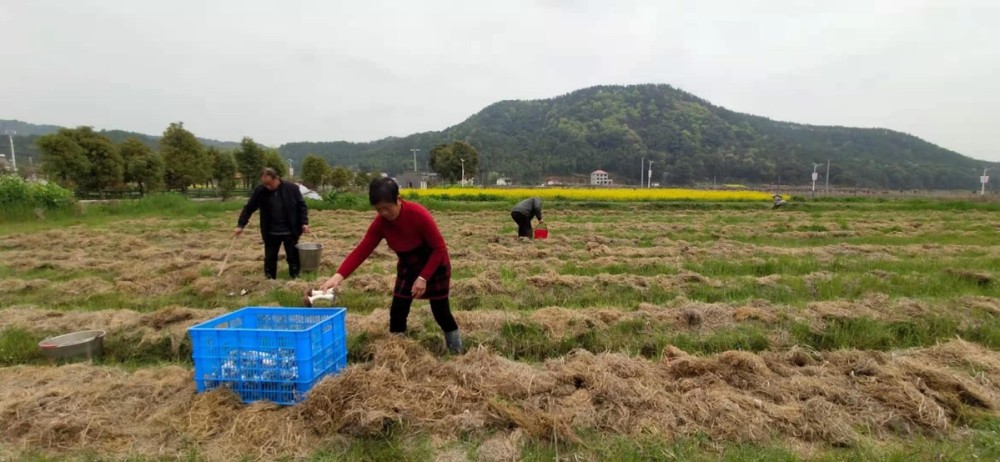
686, 280, 800, 304
732, 231, 1000, 247
791, 316, 960, 351
687, 256, 824, 277
790, 315, 1000, 352
0, 326, 193, 368
0, 193, 243, 235
310, 432, 434, 461
0, 328, 50, 366
683, 260, 998, 304
523, 285, 680, 310
560, 261, 679, 276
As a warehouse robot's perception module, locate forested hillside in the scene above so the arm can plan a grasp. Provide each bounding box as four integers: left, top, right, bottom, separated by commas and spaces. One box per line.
6, 83, 994, 189
280, 85, 994, 189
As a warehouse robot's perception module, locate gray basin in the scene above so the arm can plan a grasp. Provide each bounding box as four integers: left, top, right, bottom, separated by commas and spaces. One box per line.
38, 330, 105, 362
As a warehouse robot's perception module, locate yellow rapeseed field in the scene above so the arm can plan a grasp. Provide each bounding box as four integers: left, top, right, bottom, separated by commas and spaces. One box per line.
405, 187, 775, 202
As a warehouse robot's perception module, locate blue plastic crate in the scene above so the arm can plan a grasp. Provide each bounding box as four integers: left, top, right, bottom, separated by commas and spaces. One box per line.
188, 307, 347, 405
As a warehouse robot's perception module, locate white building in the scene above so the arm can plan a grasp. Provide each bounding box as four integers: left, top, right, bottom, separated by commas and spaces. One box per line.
590, 170, 612, 186
397, 171, 439, 189
496, 177, 511, 186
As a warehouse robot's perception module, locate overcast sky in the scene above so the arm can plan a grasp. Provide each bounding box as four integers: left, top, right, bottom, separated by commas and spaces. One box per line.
2, 0, 998, 161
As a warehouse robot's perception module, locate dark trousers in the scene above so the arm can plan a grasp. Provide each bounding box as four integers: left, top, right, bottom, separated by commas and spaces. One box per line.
511, 211, 532, 238
389, 296, 459, 333
263, 233, 300, 279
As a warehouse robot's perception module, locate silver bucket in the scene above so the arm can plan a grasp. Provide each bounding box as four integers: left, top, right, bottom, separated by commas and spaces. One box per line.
39, 330, 105, 362
296, 242, 323, 272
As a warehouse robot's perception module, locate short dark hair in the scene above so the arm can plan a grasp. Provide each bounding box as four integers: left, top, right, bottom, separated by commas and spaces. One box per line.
261, 168, 279, 179
368, 177, 399, 205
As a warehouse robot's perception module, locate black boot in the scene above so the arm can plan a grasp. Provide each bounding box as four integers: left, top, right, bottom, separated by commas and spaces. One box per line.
444, 329, 463, 354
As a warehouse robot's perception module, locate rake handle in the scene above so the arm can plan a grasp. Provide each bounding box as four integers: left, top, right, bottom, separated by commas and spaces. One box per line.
217, 235, 238, 277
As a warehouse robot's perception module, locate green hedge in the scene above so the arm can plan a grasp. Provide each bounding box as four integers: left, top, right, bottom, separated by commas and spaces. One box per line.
0, 175, 74, 209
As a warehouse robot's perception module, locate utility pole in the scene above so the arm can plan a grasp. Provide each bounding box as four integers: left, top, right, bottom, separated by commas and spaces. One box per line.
410, 148, 420, 172
480, 155, 486, 187
459, 158, 465, 185
647, 161, 654, 188
4, 130, 15, 173
811, 163, 822, 197
982, 167, 993, 196
640, 157, 645, 188
825, 160, 830, 193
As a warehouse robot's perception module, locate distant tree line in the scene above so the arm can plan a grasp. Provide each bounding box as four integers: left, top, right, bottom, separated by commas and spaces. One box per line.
31, 123, 386, 199
35, 123, 250, 198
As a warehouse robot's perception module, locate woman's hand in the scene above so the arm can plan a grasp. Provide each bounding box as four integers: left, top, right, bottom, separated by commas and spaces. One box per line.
319, 273, 344, 292
411, 276, 427, 298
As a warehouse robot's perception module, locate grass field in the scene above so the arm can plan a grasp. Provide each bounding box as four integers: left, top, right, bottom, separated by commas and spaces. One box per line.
1, 195, 1000, 461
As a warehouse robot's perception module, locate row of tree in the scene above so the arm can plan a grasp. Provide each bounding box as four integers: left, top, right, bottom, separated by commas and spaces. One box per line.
293, 141, 481, 190
299, 155, 388, 191
35, 123, 291, 197
32, 121, 403, 198
429, 141, 479, 184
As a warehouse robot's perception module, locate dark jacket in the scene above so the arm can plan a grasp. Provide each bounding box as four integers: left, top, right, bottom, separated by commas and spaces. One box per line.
237, 181, 309, 237
512, 197, 542, 221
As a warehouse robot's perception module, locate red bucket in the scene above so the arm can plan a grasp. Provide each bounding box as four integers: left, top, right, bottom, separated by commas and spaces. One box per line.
533, 226, 548, 239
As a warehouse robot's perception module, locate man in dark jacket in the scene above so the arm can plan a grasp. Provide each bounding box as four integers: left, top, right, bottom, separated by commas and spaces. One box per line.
511, 197, 543, 238
234, 168, 310, 279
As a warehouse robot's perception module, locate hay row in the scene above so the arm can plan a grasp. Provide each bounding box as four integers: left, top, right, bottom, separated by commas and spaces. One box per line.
3, 293, 998, 347
2, 338, 999, 460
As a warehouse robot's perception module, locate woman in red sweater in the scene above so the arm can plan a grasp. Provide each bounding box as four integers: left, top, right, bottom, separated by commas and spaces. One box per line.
318, 177, 462, 353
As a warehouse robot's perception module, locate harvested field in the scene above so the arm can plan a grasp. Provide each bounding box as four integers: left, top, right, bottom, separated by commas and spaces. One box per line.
1, 199, 1000, 460
2, 338, 997, 460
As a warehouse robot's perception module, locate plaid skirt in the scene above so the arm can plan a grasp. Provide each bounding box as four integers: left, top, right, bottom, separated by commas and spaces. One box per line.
394, 244, 451, 300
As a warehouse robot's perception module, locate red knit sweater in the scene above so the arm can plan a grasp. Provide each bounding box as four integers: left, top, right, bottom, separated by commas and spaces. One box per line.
336, 200, 449, 280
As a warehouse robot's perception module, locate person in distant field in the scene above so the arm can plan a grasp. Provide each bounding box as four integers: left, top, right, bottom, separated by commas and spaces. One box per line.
772, 194, 787, 209
317, 177, 462, 353
234, 168, 309, 279
511, 197, 543, 238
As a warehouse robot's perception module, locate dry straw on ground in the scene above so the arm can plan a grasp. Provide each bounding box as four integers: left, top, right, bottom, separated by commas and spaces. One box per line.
4, 293, 997, 351
1, 337, 998, 460
3, 206, 1000, 460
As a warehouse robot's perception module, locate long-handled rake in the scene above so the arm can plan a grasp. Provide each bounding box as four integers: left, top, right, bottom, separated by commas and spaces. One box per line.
218, 235, 238, 276
308, 229, 330, 251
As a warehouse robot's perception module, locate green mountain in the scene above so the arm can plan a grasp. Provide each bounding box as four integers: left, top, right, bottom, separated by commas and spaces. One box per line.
0, 120, 64, 136
6, 84, 995, 190
280, 84, 997, 189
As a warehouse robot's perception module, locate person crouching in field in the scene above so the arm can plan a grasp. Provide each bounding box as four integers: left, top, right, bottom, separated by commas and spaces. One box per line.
511, 197, 543, 238
317, 177, 462, 353
772, 194, 787, 209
